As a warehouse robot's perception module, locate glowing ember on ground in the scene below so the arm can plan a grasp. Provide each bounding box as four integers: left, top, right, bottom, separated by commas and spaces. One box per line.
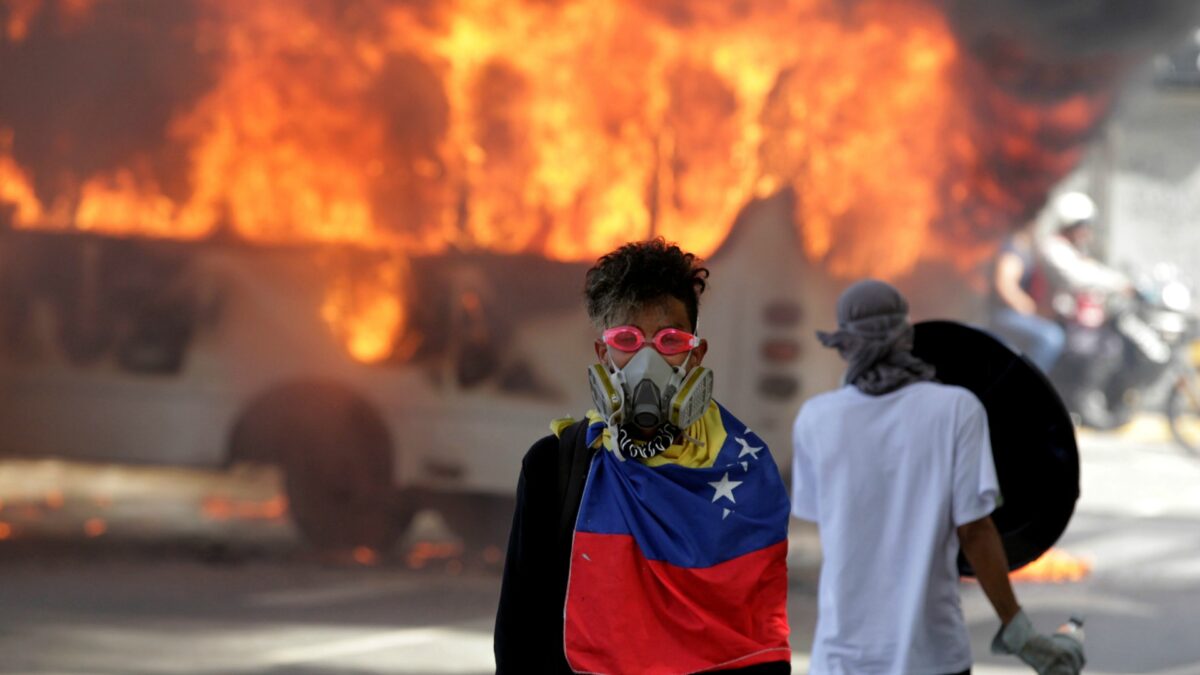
200, 495, 288, 522
83, 517, 107, 538
352, 546, 380, 566
1010, 548, 1093, 584
406, 541, 463, 570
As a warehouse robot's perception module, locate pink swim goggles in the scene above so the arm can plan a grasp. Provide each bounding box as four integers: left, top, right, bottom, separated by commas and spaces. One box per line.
601, 326, 700, 356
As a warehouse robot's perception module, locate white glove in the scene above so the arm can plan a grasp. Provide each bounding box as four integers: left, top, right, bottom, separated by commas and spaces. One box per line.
992, 610, 1086, 675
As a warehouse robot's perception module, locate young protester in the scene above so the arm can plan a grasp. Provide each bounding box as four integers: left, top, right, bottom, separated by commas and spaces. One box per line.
495, 238, 792, 674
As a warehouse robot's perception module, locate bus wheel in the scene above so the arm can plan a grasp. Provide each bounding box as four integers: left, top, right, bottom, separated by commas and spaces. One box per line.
279, 400, 405, 553
283, 438, 404, 553
231, 382, 410, 553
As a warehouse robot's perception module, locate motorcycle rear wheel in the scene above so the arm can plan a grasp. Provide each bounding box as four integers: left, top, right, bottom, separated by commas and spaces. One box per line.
1166, 373, 1200, 457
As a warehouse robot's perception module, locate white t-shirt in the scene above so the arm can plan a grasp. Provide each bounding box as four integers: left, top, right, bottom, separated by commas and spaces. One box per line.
792, 382, 999, 675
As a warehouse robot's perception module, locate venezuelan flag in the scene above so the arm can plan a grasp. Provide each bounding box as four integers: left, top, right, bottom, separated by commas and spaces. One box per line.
565, 403, 791, 674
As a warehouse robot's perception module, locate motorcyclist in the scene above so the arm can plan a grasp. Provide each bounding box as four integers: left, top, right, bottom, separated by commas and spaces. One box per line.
989, 220, 1064, 374
1040, 191, 1134, 425
1040, 191, 1132, 309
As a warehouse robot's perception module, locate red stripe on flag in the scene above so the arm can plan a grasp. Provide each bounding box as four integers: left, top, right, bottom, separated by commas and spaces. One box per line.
565, 532, 790, 675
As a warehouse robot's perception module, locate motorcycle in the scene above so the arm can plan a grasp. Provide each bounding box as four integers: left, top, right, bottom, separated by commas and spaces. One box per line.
1049, 264, 1200, 451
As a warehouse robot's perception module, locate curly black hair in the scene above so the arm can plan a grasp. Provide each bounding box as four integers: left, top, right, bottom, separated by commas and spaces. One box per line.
584, 238, 709, 331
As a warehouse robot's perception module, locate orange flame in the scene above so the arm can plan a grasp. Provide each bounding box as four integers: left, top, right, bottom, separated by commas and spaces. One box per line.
0, 130, 43, 226
76, 170, 208, 239
319, 257, 410, 364
3, 0, 41, 42
1, 0, 1113, 358
759, 2, 962, 279
3, 0, 99, 42
0, 522, 11, 540
1009, 548, 1093, 584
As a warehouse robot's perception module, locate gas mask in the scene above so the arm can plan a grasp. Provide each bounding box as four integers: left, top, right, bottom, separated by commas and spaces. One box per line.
587, 346, 713, 433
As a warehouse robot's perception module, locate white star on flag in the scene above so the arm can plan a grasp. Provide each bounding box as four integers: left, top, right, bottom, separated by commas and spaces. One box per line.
708, 472, 743, 504
722, 508, 732, 520
741, 461, 750, 472
735, 437, 762, 460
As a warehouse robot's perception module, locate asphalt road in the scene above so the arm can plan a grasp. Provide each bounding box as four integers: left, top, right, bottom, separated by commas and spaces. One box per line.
0, 419, 1198, 675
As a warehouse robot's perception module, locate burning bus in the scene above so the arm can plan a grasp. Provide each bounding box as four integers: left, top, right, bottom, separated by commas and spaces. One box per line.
0, 198, 823, 551
1, 0, 1193, 549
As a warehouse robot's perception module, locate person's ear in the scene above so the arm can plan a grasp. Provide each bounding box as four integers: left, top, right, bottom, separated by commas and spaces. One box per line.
594, 339, 608, 363
690, 339, 708, 366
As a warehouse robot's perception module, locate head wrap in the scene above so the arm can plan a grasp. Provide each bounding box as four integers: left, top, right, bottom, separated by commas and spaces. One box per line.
817, 279, 936, 395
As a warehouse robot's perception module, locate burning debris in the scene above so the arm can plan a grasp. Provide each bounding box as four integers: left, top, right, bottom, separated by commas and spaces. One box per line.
200, 494, 288, 523
1009, 548, 1094, 584
405, 540, 464, 571
0, 457, 497, 568
958, 547, 1093, 584
0, 459, 295, 545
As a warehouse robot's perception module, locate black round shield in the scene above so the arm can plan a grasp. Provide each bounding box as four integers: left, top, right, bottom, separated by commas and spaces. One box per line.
912, 320, 1080, 574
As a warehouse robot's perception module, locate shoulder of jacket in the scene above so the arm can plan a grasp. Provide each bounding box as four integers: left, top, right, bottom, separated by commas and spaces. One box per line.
525, 419, 591, 464
523, 433, 562, 468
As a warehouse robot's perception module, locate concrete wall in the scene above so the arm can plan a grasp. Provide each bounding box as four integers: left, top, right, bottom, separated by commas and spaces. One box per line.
1069, 79, 1200, 278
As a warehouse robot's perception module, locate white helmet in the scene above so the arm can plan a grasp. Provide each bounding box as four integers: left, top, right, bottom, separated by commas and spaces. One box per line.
1051, 191, 1096, 230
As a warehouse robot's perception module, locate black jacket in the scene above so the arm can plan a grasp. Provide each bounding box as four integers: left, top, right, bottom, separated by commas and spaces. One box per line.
493, 420, 790, 674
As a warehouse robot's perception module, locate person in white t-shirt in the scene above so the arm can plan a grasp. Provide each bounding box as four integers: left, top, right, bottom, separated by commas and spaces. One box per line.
791, 279, 1084, 675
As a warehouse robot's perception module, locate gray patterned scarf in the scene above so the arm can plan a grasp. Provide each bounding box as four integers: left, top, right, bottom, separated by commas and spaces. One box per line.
817, 279, 936, 396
